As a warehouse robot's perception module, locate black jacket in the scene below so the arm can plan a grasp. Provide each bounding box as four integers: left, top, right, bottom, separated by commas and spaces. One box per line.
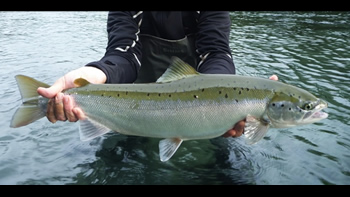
86, 11, 235, 83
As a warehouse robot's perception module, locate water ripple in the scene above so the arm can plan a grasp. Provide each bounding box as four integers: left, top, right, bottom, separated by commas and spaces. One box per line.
0, 11, 349, 185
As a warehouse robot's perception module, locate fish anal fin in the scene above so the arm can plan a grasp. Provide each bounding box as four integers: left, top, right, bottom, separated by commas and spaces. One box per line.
79, 118, 111, 141
159, 138, 183, 162
244, 115, 270, 145
156, 57, 199, 83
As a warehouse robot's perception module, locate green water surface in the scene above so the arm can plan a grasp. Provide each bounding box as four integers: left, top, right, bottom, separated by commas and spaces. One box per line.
0, 11, 349, 185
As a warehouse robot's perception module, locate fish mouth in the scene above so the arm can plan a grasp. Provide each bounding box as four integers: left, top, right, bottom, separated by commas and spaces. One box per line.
302, 99, 328, 122
309, 111, 328, 120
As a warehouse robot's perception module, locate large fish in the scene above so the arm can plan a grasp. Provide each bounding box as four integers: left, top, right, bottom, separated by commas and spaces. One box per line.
10, 57, 328, 161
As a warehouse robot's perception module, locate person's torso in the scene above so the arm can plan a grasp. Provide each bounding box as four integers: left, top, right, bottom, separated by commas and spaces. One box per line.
135, 11, 199, 83
140, 11, 198, 40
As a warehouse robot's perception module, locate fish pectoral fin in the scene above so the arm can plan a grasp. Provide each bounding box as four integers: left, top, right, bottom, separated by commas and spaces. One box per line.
159, 138, 183, 162
79, 118, 111, 141
244, 115, 270, 145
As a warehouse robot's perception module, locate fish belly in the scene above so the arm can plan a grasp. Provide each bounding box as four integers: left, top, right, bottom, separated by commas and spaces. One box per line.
73, 94, 267, 140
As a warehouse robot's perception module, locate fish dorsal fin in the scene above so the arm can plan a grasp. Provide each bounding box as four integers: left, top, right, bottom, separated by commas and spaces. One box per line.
74, 78, 91, 87
159, 138, 183, 162
79, 118, 111, 141
244, 115, 270, 145
156, 57, 199, 83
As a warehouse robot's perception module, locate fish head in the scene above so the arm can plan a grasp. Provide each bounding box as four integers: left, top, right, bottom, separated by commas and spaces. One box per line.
266, 88, 328, 128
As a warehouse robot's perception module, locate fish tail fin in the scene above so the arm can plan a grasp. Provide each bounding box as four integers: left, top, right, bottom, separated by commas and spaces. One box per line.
10, 75, 50, 128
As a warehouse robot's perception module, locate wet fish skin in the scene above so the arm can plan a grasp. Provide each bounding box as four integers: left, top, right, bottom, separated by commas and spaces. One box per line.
10, 57, 328, 161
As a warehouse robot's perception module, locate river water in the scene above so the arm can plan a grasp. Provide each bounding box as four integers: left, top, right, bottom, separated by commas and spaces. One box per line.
0, 11, 349, 185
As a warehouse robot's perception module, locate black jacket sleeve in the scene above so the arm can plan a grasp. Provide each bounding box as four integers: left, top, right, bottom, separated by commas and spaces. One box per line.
195, 11, 235, 75
85, 11, 234, 83
85, 11, 142, 83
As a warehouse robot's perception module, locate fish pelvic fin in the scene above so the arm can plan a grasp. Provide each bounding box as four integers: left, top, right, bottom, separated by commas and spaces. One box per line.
156, 57, 199, 83
79, 118, 111, 141
10, 75, 50, 128
244, 115, 270, 145
159, 138, 183, 162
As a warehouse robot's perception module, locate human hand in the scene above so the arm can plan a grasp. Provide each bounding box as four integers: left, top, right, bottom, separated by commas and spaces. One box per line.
222, 74, 279, 138
37, 67, 106, 123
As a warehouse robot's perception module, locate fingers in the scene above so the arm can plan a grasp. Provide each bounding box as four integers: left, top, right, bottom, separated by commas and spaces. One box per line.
46, 94, 82, 123
38, 69, 93, 124
46, 93, 67, 123
222, 129, 237, 138
223, 120, 245, 138
64, 96, 78, 122
55, 93, 67, 121
269, 75, 278, 81
37, 77, 66, 99
233, 120, 245, 137
46, 98, 57, 123
38, 74, 81, 123
72, 108, 86, 120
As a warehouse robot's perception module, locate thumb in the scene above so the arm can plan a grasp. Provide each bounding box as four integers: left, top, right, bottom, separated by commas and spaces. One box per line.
37, 77, 66, 99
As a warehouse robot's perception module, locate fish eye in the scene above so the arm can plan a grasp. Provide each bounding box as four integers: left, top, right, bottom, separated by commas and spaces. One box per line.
302, 103, 313, 110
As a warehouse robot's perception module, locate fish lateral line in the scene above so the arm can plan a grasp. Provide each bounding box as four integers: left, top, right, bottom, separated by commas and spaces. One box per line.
10, 57, 328, 162
67, 85, 274, 103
